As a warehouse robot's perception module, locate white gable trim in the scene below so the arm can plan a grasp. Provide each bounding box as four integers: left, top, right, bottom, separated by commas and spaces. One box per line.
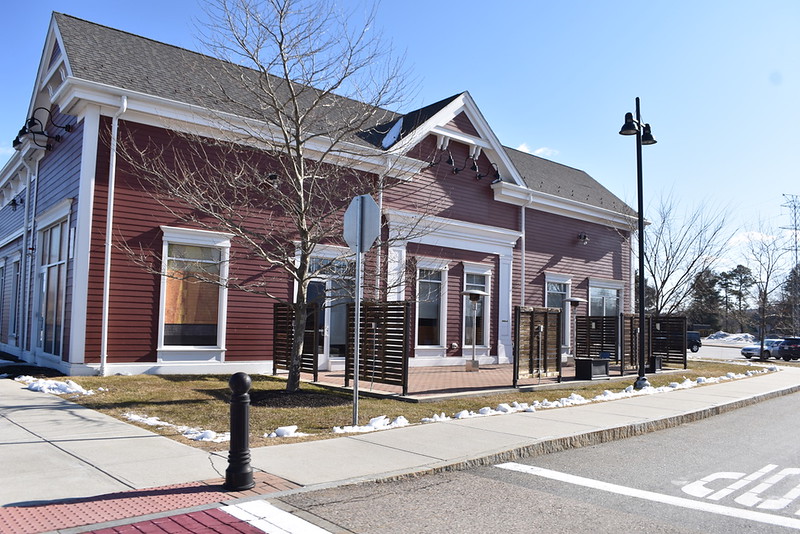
385, 93, 526, 188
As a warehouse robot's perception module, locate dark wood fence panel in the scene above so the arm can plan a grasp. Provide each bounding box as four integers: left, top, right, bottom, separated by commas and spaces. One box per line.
651, 316, 688, 367
346, 301, 410, 395
575, 316, 619, 359
272, 302, 319, 381
622, 314, 688, 371
514, 306, 562, 385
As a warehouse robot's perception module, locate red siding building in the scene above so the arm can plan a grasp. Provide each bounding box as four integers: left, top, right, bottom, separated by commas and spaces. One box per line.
0, 13, 635, 376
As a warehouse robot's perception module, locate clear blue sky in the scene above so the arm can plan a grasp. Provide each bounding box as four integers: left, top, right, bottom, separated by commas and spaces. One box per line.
3, 1, 799, 266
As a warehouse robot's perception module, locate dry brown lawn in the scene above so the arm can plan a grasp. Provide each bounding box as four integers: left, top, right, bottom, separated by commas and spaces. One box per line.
6, 360, 776, 451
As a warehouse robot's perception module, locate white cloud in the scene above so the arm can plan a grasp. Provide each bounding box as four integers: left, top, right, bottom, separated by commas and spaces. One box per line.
728, 231, 777, 247
515, 144, 559, 159
533, 146, 559, 158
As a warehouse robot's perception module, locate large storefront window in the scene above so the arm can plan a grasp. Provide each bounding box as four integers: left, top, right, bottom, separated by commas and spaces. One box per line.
417, 268, 443, 346
590, 286, 621, 316
38, 221, 68, 356
545, 274, 571, 351
160, 227, 231, 350
164, 244, 221, 346
464, 272, 488, 346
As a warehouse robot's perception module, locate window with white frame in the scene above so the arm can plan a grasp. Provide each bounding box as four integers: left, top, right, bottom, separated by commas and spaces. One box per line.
9, 259, 19, 338
463, 264, 491, 347
589, 279, 623, 317
417, 267, 445, 346
545, 273, 571, 348
160, 227, 231, 348
38, 220, 69, 356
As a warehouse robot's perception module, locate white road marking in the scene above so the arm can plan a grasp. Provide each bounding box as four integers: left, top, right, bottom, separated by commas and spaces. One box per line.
222, 500, 331, 534
496, 462, 800, 530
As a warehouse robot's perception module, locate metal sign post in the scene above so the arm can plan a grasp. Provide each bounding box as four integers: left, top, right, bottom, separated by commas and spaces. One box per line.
343, 195, 380, 426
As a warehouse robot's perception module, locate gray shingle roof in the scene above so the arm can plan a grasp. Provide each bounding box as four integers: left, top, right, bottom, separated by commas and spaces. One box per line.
53, 13, 633, 217
504, 146, 635, 216
55, 12, 396, 147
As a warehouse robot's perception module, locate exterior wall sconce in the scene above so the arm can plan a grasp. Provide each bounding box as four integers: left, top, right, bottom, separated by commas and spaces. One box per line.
9, 196, 23, 212
12, 107, 73, 151
477, 162, 501, 182
448, 153, 470, 174
578, 232, 590, 245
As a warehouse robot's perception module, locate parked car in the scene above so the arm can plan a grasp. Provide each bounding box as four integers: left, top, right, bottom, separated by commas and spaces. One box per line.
687, 331, 702, 352
741, 339, 783, 359
779, 338, 800, 361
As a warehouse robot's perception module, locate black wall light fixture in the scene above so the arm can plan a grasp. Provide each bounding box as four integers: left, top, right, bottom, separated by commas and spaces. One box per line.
12, 107, 73, 151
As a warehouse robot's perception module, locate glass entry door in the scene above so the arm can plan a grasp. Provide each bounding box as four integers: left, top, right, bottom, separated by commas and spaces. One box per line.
304, 279, 353, 369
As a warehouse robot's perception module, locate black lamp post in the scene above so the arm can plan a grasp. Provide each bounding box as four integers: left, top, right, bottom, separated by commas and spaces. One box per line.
619, 97, 656, 390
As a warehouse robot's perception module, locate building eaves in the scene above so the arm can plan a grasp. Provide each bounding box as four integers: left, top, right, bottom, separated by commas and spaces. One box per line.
503, 145, 635, 217
53, 12, 396, 149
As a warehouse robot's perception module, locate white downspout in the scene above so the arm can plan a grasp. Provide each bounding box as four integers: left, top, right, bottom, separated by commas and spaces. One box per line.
100, 96, 128, 376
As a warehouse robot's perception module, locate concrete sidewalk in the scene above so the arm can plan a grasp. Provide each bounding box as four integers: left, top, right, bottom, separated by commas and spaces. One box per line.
1, 364, 800, 533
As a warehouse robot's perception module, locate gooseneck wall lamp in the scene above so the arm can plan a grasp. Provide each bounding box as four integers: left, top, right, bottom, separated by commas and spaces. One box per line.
619, 97, 656, 390
12, 107, 73, 151
426, 148, 503, 182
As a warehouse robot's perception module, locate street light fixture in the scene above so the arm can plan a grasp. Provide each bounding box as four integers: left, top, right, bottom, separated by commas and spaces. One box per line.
619, 97, 656, 390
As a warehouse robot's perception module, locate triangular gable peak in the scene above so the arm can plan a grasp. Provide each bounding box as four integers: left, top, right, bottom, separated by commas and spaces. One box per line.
25, 14, 72, 121
383, 92, 526, 188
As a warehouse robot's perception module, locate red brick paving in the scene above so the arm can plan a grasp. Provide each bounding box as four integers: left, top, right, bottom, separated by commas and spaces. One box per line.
0, 472, 299, 534
88, 509, 266, 534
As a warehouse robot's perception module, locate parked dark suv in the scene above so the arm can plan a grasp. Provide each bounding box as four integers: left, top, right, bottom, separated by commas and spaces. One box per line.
687, 331, 702, 352
779, 338, 800, 361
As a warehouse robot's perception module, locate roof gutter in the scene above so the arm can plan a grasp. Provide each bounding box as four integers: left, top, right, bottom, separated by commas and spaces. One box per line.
100, 95, 127, 376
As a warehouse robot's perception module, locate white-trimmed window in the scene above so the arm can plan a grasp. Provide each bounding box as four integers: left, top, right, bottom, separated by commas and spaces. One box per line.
159, 227, 232, 349
463, 263, 491, 347
545, 273, 572, 349
9, 259, 20, 339
38, 220, 69, 356
416, 259, 448, 347
589, 278, 624, 317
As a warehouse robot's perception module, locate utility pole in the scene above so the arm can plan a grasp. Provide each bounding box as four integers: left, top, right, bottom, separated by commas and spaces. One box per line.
782, 194, 800, 335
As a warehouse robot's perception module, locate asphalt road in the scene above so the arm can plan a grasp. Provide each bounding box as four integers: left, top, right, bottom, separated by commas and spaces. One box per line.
281, 392, 800, 533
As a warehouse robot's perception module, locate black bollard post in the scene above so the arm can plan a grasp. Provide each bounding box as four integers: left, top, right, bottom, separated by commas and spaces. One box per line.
224, 372, 255, 491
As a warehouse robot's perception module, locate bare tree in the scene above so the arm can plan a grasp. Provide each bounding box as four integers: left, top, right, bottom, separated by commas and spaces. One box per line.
118, 0, 423, 392
638, 194, 734, 316
743, 223, 788, 346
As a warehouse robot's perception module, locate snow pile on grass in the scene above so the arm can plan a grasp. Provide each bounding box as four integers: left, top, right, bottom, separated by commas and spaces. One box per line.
14, 375, 94, 396
266, 425, 308, 438
333, 415, 409, 434
123, 412, 230, 443
707, 331, 757, 344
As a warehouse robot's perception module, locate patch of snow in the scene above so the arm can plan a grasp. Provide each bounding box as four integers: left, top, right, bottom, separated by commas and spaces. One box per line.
706, 331, 757, 344
14, 375, 94, 396
333, 415, 410, 434
123, 412, 230, 443
266, 425, 308, 438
